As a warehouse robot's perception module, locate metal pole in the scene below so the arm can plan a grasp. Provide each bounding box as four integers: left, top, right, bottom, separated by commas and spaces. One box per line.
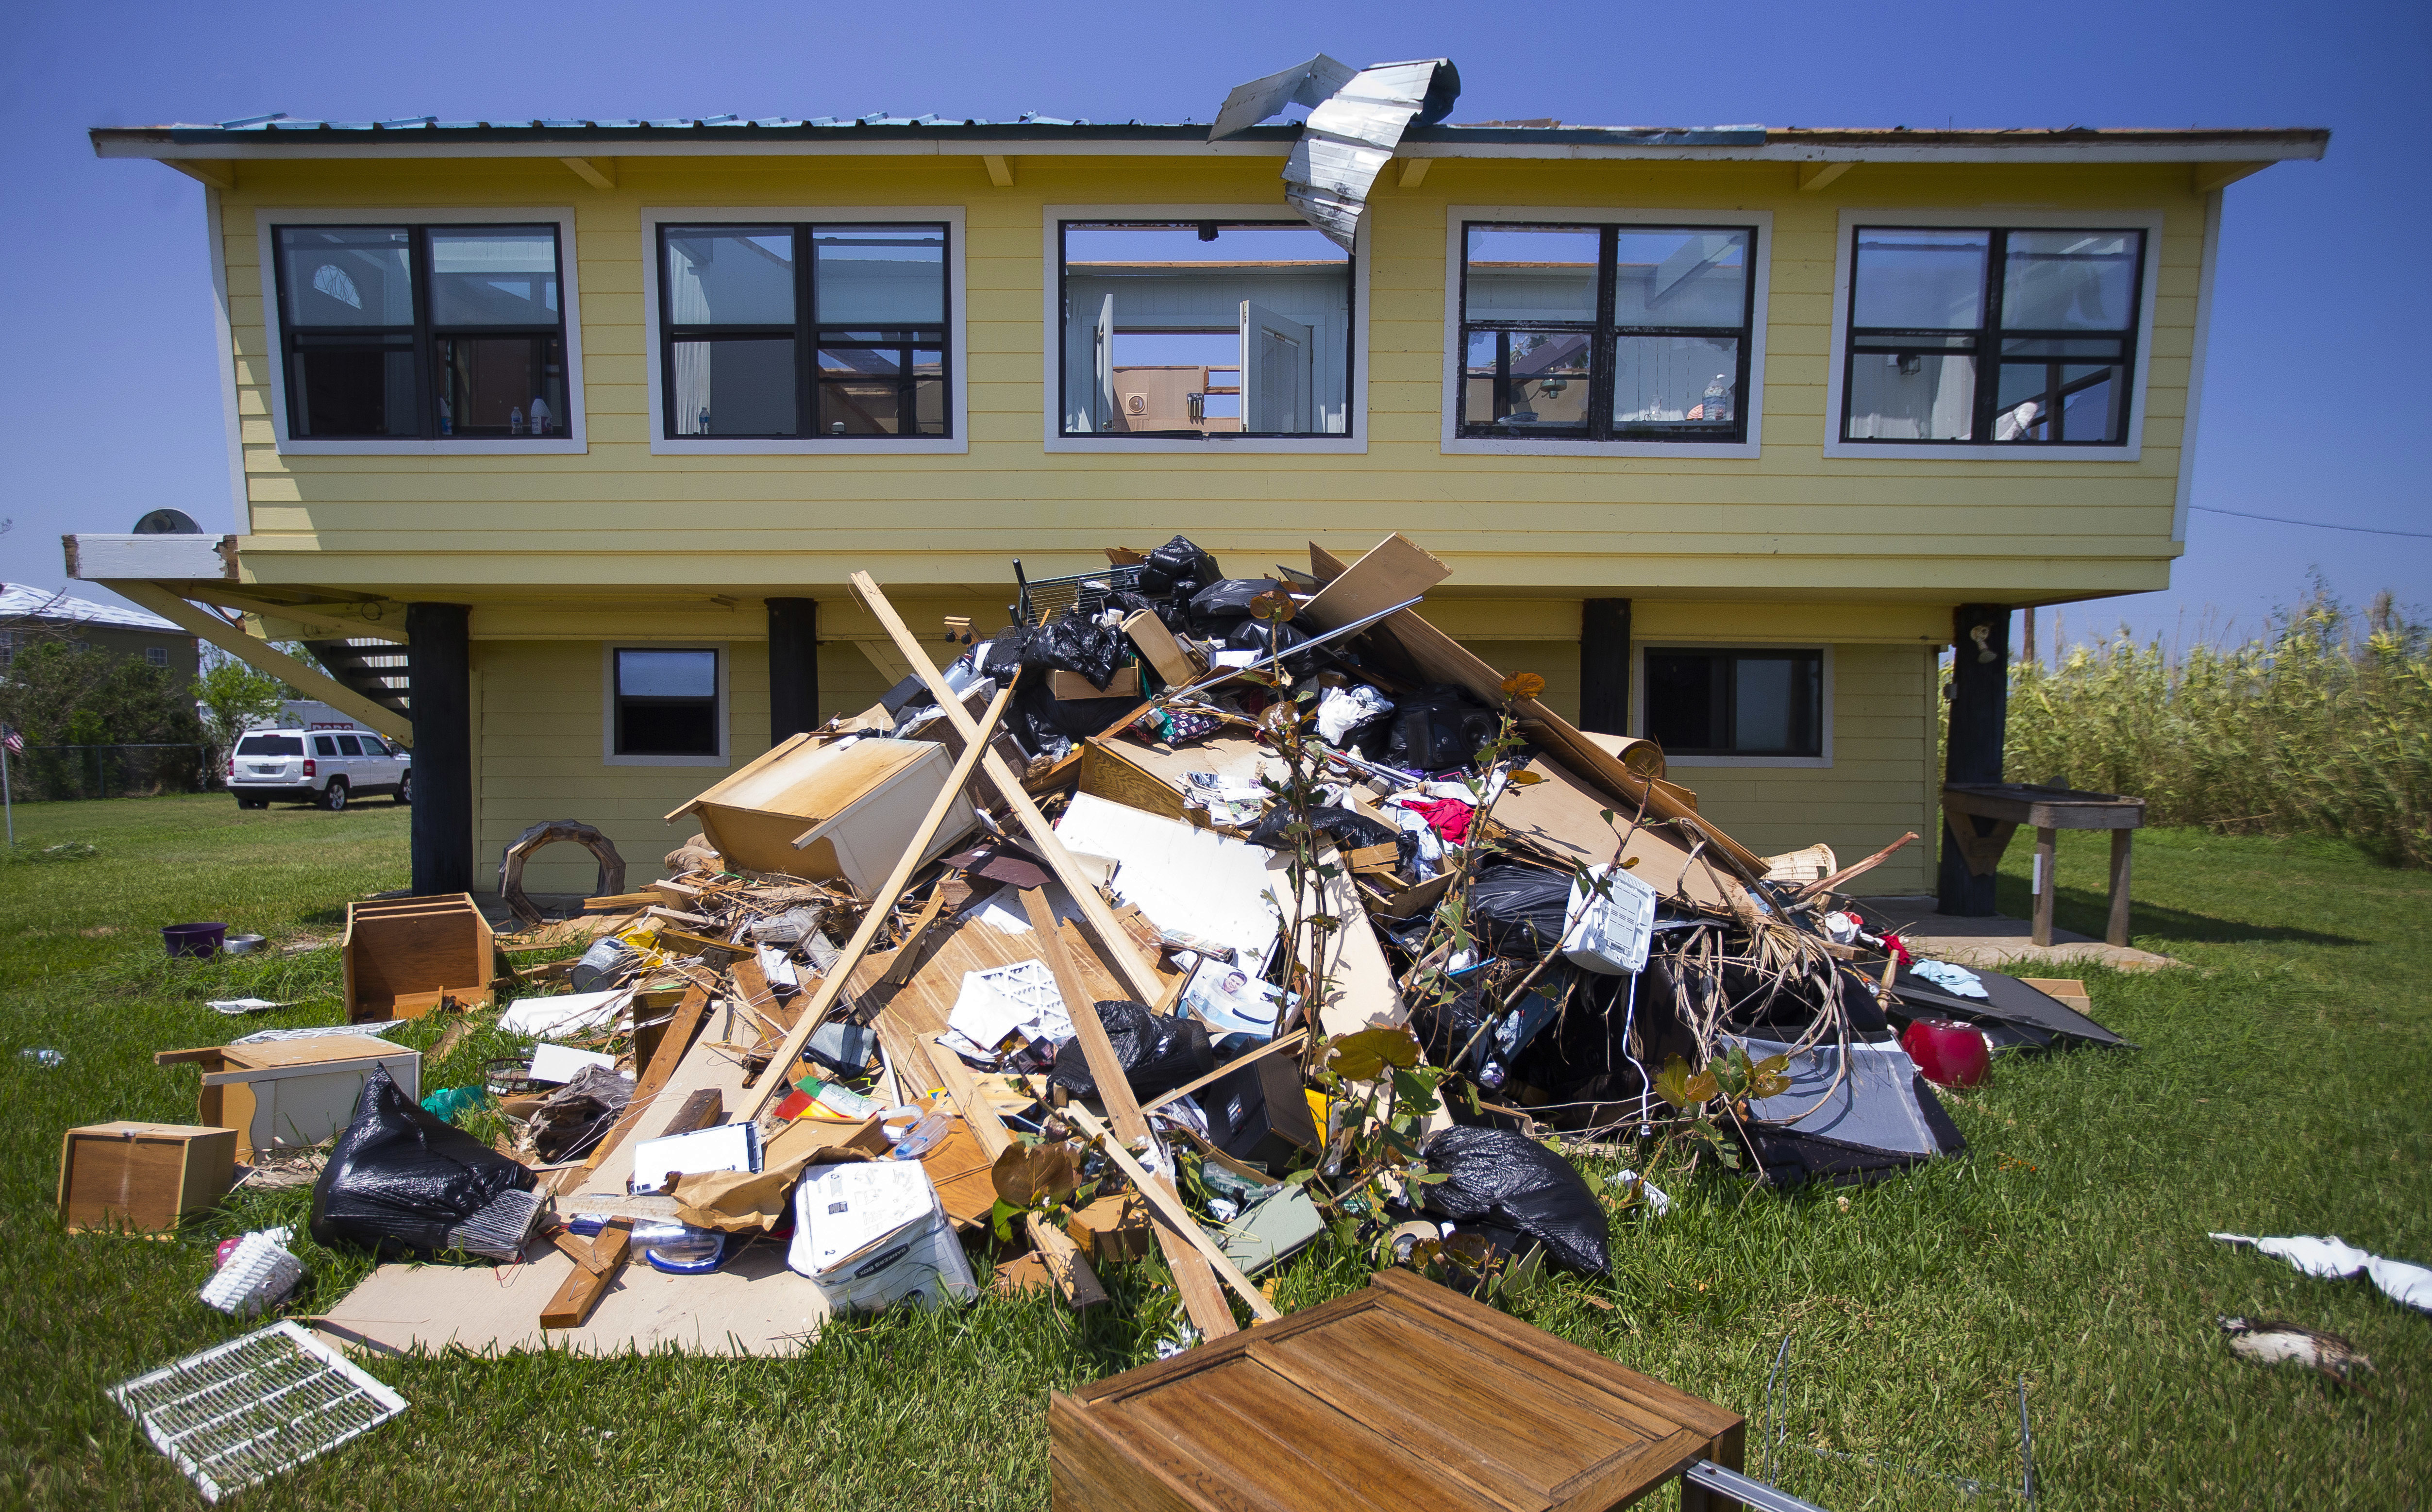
2, 738, 14, 849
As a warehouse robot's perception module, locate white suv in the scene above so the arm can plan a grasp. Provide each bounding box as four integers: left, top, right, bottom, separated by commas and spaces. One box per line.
227, 728, 411, 810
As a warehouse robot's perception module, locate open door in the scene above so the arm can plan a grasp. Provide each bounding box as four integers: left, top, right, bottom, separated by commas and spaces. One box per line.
1091, 293, 1116, 432
1240, 301, 1314, 433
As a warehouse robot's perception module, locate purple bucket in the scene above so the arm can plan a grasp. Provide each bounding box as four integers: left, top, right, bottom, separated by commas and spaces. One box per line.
162, 923, 228, 959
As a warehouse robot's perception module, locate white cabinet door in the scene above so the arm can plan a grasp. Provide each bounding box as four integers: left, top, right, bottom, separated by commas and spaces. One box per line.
1090, 293, 1116, 432
1240, 301, 1314, 434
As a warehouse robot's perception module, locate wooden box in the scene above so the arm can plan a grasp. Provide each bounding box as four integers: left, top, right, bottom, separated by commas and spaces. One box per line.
155, 1035, 422, 1162
341, 893, 495, 1021
1050, 1270, 1744, 1512
57, 1122, 238, 1235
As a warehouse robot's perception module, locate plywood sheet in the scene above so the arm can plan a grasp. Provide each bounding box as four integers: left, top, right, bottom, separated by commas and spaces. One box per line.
318, 1235, 822, 1358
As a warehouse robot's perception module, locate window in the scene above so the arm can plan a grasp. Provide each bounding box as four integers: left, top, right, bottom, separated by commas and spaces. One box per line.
610, 647, 722, 760
1842, 226, 2145, 444
235, 734, 302, 757
1458, 221, 1756, 443
144, 646, 168, 669
272, 223, 567, 440
1057, 220, 1352, 439
312, 735, 341, 758
656, 223, 948, 440
334, 735, 365, 756
1644, 649, 1823, 759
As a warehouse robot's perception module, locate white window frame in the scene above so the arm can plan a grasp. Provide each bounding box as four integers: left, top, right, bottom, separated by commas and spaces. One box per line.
602, 643, 730, 768
1041, 203, 1370, 455
254, 205, 587, 456
1633, 642, 1835, 770
1440, 205, 1772, 460
639, 206, 968, 456
1824, 206, 2164, 462
145, 646, 169, 668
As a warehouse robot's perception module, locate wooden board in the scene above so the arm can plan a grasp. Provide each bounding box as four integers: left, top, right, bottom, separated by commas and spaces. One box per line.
341, 893, 495, 1023
1079, 731, 1268, 829
1296, 532, 1450, 634
1484, 757, 1739, 911
1051, 1270, 1743, 1512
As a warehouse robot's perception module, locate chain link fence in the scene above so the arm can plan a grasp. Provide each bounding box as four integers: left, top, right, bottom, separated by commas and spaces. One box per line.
7, 744, 211, 802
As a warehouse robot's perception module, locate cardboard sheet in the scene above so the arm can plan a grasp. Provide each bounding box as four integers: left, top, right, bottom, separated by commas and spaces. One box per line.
1055, 792, 1287, 966
317, 1235, 824, 1358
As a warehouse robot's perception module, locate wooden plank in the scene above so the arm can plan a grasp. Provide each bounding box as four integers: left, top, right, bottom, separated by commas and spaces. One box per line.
1140, 1031, 1308, 1114
573, 982, 710, 1179
925, 1036, 1110, 1310
884, 891, 952, 986
585, 891, 662, 912
736, 683, 1014, 1126
540, 1218, 630, 1329
1296, 531, 1450, 634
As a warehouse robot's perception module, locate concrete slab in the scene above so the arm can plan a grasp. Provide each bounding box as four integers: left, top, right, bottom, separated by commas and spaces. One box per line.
1856, 896, 2181, 973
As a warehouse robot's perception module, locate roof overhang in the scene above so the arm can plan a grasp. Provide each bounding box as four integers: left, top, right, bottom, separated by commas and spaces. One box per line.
89, 121, 2330, 168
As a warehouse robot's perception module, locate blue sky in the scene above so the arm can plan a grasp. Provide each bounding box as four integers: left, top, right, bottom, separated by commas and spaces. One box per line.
1, 0, 2423, 651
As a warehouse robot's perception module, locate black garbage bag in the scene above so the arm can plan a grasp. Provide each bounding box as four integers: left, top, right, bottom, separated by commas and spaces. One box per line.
310, 1066, 536, 1260
1247, 805, 1399, 853
1019, 607, 1126, 691
1418, 1125, 1610, 1276
1138, 534, 1223, 598
1049, 1000, 1215, 1101
1470, 864, 1574, 958
1188, 577, 1281, 632
1412, 984, 1494, 1075
1386, 685, 1500, 771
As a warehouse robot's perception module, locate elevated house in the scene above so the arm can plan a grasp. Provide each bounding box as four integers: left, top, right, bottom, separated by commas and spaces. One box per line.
0, 584, 199, 680
69, 74, 2326, 898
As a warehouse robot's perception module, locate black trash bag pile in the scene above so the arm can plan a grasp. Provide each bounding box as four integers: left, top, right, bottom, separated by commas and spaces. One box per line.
1388, 685, 1501, 771
1049, 999, 1215, 1101
1246, 804, 1399, 854
1188, 576, 1282, 637
1137, 534, 1222, 599
1469, 864, 1574, 958
310, 1066, 536, 1261
1416, 1124, 1611, 1276
1019, 607, 1126, 691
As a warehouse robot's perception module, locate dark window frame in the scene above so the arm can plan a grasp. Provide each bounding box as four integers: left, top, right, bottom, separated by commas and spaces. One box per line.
1055, 218, 1358, 442
1642, 646, 1825, 759
270, 222, 568, 441
1456, 220, 1759, 444
610, 646, 724, 759
1840, 224, 2147, 446
655, 222, 952, 442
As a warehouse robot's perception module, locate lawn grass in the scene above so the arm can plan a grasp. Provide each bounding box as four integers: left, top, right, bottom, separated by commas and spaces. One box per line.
3, 794, 2426, 1509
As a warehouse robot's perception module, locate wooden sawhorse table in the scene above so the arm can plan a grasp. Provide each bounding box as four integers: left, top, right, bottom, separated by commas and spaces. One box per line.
1942, 782, 2147, 947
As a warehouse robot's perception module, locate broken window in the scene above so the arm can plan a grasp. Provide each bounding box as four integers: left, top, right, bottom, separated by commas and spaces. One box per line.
658, 223, 948, 440
1843, 227, 2144, 444
1459, 223, 1756, 444
1057, 221, 1352, 438
613, 648, 721, 758
1644, 649, 1822, 758
274, 224, 567, 439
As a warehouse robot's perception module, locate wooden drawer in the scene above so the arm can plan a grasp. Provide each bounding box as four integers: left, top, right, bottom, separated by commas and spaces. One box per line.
57, 1123, 237, 1235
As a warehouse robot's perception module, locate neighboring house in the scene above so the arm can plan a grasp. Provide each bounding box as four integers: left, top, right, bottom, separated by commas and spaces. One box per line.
65, 86, 2326, 898
0, 583, 200, 681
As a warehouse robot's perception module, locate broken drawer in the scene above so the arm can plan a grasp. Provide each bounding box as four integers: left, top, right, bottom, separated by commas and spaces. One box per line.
1050, 1269, 1744, 1512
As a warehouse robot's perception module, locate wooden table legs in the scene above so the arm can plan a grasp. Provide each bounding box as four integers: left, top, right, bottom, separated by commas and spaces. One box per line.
2108, 828, 2134, 948
2031, 827, 2058, 947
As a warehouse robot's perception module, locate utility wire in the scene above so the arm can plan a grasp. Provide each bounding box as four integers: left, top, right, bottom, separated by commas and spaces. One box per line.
2192, 505, 2432, 539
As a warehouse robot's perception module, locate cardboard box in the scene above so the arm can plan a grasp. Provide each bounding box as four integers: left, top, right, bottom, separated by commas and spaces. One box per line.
341, 893, 495, 1022
156, 1035, 421, 1162
787, 1159, 977, 1313
57, 1123, 238, 1235
670, 735, 972, 891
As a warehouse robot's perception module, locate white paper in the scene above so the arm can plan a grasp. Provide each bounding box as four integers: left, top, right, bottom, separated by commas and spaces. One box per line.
789, 1159, 944, 1275
498, 988, 629, 1040
528, 1042, 619, 1085
756, 944, 800, 991
629, 1123, 757, 1194
1054, 792, 1288, 967
945, 959, 1073, 1053
208, 997, 292, 1016
2211, 1232, 2432, 1313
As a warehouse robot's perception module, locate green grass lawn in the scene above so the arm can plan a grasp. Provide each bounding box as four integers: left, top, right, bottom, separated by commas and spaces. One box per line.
2, 794, 2426, 1509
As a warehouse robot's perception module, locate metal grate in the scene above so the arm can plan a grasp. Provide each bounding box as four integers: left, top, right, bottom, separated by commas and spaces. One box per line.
110, 1321, 407, 1503
1011, 558, 1143, 627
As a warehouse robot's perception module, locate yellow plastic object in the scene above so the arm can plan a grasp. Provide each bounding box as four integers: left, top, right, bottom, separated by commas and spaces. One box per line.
1306, 1088, 1333, 1137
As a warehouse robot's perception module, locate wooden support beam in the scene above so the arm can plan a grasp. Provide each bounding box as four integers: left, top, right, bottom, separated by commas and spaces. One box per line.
737, 684, 1014, 1125
925, 1036, 1109, 1310
104, 580, 414, 744
1066, 1105, 1280, 1324
1797, 161, 1852, 192
981, 154, 1015, 187
560, 156, 617, 189
2191, 160, 2268, 194
182, 588, 409, 643
166, 159, 236, 190
1396, 158, 1431, 188
540, 1218, 631, 1328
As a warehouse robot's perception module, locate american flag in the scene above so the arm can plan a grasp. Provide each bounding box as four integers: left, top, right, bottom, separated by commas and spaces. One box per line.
3, 729, 21, 754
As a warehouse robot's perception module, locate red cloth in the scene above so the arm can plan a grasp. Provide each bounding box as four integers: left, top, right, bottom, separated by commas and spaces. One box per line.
1412, 798, 1476, 845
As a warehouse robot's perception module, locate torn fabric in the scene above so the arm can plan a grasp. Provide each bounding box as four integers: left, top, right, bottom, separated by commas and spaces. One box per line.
2210, 1232, 2432, 1313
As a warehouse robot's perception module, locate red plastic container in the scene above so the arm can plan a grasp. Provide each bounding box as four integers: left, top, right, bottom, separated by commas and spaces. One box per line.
1902, 1016, 1993, 1089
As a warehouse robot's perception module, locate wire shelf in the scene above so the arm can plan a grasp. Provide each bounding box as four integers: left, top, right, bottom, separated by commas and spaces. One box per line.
110, 1320, 407, 1503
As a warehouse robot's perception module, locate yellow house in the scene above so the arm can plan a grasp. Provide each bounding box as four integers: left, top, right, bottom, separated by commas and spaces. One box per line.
71, 92, 2327, 901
